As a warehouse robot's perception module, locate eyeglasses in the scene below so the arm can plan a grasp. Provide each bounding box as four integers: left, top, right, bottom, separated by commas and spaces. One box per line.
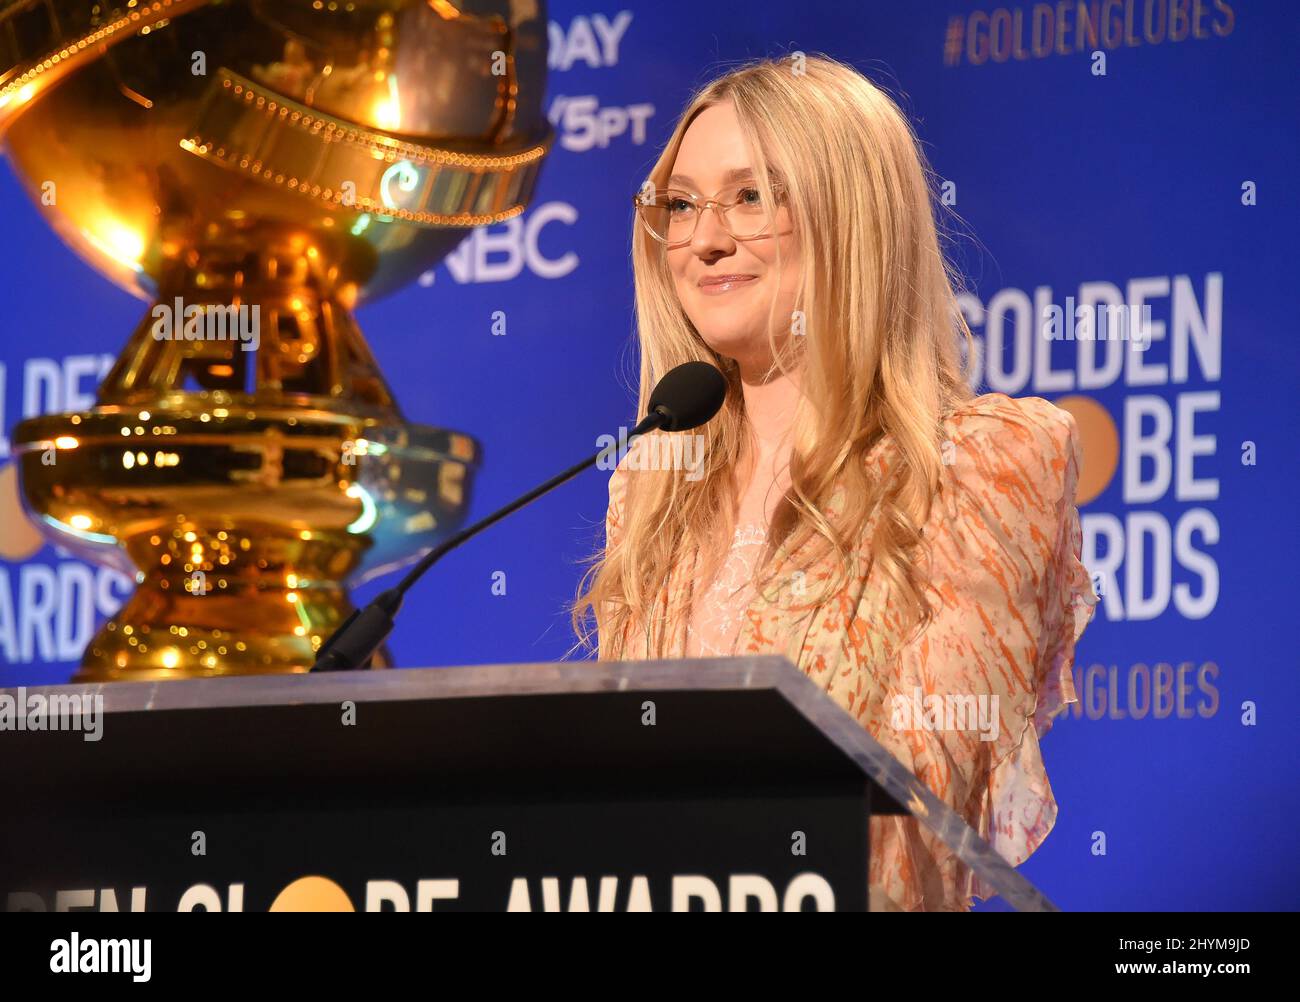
633, 181, 789, 246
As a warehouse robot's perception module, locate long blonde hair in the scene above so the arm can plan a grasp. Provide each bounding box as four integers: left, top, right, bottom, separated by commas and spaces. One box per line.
572, 54, 973, 659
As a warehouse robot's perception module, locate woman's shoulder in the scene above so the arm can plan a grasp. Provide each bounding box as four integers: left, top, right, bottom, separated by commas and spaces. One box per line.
944, 392, 1078, 455
921, 392, 1086, 537
940, 392, 1081, 492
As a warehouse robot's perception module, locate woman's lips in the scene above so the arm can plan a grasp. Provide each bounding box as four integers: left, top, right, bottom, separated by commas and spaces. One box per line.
697, 274, 758, 296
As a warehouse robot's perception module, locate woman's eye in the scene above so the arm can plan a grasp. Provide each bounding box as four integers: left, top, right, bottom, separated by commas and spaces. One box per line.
667, 198, 693, 214
736, 187, 762, 205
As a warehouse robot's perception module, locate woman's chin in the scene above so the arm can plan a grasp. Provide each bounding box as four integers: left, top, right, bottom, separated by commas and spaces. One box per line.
697, 329, 764, 363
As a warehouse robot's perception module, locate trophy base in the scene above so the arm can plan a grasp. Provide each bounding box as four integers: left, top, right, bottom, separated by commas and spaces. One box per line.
74, 578, 389, 682
13, 398, 477, 681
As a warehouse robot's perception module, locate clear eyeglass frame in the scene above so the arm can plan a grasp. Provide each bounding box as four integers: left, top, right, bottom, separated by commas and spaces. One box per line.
633, 181, 788, 246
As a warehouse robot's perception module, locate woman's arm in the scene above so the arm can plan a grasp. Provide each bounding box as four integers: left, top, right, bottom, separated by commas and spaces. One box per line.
864, 393, 1097, 910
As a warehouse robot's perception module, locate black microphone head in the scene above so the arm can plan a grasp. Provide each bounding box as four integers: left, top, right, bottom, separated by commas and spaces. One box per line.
647, 361, 727, 432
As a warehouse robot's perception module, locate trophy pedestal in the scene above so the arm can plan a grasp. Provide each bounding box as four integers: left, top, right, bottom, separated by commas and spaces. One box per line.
77, 577, 389, 681
14, 402, 469, 680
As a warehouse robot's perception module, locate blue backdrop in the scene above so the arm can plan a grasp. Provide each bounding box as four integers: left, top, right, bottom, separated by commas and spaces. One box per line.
2, 0, 1296, 911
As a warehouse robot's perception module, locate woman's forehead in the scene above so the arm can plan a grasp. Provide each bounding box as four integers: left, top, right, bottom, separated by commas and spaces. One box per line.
666, 166, 757, 190
669, 103, 754, 183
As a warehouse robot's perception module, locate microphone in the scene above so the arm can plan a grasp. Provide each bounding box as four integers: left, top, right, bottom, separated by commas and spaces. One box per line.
311, 360, 727, 671
644, 359, 728, 431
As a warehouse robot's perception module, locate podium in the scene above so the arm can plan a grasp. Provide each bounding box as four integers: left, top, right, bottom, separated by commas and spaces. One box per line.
0, 656, 1056, 912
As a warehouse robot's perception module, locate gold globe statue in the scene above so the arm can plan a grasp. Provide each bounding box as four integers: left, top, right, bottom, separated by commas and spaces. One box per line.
0, 0, 552, 680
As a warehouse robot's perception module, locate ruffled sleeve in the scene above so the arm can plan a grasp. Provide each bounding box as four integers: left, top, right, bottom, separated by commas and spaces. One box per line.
864, 393, 1097, 910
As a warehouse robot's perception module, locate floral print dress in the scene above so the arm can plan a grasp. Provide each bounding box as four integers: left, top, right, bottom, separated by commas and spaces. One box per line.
599, 392, 1097, 911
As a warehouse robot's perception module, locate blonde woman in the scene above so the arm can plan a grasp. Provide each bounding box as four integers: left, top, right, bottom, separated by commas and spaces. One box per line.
574, 55, 1096, 912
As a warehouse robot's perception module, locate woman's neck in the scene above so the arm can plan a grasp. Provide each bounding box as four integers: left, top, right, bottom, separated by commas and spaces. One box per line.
734, 361, 800, 499
740, 366, 798, 441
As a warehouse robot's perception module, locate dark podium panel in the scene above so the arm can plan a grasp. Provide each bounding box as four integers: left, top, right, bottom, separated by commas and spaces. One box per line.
0, 657, 1056, 912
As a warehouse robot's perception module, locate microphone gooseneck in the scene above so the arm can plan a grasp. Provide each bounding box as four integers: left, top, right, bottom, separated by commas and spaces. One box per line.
311, 361, 727, 671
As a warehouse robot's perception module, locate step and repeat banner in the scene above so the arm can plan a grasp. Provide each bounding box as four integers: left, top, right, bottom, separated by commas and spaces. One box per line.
1, 1, 1295, 910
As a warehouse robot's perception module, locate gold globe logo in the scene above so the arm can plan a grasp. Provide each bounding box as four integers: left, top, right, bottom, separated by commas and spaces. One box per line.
0, 464, 44, 562
1053, 395, 1120, 505
269, 876, 356, 913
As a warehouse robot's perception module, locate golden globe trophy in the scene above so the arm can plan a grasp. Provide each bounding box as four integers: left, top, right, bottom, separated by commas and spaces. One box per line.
0, 0, 551, 680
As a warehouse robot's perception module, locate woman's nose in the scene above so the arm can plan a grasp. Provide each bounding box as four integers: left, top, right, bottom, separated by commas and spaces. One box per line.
689, 203, 735, 257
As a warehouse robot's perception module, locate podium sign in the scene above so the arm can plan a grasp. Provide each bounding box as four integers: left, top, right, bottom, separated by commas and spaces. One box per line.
0, 657, 1056, 912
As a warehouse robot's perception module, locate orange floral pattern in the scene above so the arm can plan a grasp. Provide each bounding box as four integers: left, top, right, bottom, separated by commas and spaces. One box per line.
599, 392, 1097, 911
